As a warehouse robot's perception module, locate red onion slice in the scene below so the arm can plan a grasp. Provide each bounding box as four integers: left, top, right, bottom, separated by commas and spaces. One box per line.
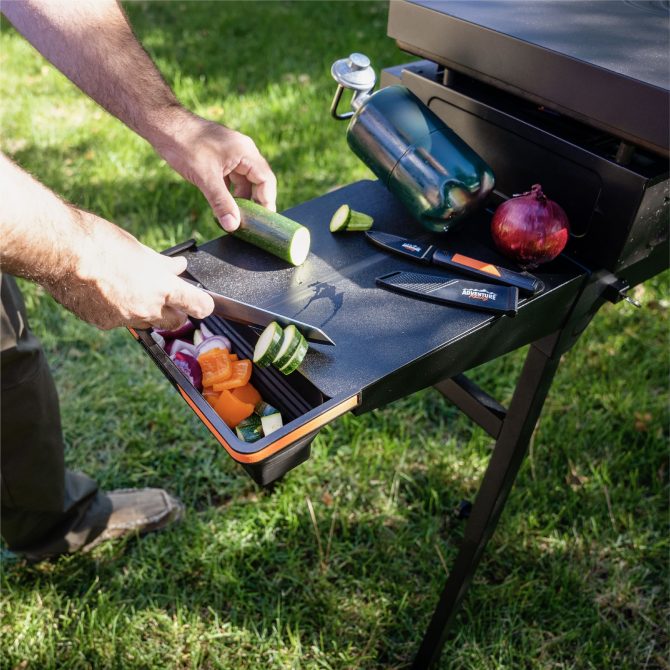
153, 319, 196, 340
195, 335, 232, 358
167, 339, 198, 358
172, 352, 203, 391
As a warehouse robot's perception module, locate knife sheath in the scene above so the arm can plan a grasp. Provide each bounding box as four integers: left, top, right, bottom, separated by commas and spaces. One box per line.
376, 271, 519, 316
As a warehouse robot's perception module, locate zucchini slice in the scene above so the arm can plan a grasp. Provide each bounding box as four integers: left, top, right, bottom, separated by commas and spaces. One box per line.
271, 324, 302, 368
260, 410, 283, 436
235, 415, 263, 442
329, 204, 373, 233
234, 198, 311, 266
329, 204, 351, 232
344, 210, 374, 231
255, 401, 278, 417
278, 334, 308, 375
253, 321, 284, 368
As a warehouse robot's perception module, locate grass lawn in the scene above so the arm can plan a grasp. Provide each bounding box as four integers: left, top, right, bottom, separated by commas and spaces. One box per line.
1, 2, 668, 669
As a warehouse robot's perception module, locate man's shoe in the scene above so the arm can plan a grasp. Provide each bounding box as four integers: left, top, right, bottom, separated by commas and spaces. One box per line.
21, 488, 183, 562
79, 487, 184, 552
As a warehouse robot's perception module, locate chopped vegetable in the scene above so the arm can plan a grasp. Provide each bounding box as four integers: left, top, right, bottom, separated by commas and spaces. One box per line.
229, 354, 239, 361
233, 198, 311, 266
232, 383, 262, 406
278, 334, 308, 375
260, 407, 283, 436
203, 388, 221, 405
195, 335, 232, 357
198, 348, 232, 387
154, 319, 196, 339
172, 352, 203, 391
150, 331, 166, 348
253, 321, 284, 367
255, 401, 275, 416
193, 328, 204, 347
213, 389, 254, 428
271, 324, 302, 369
212, 359, 252, 391
167, 339, 197, 358
329, 204, 373, 233
199, 321, 215, 339
235, 415, 264, 442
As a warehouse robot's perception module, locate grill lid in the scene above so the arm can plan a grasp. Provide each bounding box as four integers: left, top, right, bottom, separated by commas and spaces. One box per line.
388, 0, 670, 156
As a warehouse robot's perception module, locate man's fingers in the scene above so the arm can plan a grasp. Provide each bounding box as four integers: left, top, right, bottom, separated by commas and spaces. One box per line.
201, 172, 241, 232
165, 276, 215, 319
236, 156, 277, 212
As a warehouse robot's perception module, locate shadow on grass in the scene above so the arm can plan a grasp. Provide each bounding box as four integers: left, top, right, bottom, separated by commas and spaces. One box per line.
4, 466, 647, 670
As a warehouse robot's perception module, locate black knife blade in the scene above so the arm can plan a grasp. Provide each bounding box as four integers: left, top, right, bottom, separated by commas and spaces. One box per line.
365, 230, 544, 294
182, 278, 335, 345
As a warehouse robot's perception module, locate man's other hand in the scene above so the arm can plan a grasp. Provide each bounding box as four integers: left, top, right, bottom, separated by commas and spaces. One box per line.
49, 212, 214, 331
153, 112, 277, 233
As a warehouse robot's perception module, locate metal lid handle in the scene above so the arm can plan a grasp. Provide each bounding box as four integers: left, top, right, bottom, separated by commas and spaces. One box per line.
330, 52, 376, 121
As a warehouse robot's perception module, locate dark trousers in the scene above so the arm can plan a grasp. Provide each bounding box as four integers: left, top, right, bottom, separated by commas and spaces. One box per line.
1, 274, 100, 555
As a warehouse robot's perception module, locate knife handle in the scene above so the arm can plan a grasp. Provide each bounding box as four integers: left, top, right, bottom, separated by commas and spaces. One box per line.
432, 250, 544, 294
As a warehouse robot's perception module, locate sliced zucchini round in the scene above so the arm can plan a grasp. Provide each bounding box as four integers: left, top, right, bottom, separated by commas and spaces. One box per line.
255, 401, 278, 417
278, 334, 308, 375
260, 411, 283, 436
253, 321, 284, 367
236, 415, 263, 442
329, 204, 351, 233
272, 324, 302, 368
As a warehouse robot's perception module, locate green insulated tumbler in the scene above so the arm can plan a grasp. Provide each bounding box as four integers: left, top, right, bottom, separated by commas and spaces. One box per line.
330, 54, 495, 233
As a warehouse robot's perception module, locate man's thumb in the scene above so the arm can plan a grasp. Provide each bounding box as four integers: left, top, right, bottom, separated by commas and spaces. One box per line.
203, 178, 241, 232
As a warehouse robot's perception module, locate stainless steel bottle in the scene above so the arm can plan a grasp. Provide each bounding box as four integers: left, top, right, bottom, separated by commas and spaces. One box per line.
330, 53, 495, 233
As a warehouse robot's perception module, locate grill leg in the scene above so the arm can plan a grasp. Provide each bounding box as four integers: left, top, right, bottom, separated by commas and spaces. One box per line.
412, 334, 563, 669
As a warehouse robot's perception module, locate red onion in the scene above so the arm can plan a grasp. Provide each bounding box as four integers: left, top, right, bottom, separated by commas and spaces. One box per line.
153, 319, 195, 340
491, 184, 570, 269
172, 352, 203, 391
167, 339, 197, 358
195, 335, 231, 358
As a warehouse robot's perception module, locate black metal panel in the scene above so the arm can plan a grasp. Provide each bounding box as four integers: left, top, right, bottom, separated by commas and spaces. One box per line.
388, 0, 670, 156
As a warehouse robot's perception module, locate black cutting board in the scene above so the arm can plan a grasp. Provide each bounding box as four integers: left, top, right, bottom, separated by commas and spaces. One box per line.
183, 180, 580, 400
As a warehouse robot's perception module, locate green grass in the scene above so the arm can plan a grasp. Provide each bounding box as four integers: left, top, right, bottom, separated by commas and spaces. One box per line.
1, 2, 668, 669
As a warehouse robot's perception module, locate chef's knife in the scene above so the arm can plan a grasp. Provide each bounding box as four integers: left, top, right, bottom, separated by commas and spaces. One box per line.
183, 278, 335, 345
366, 230, 544, 295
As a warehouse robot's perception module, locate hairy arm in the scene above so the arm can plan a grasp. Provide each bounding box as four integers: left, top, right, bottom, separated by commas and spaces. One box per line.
0, 153, 213, 330
2, 0, 277, 230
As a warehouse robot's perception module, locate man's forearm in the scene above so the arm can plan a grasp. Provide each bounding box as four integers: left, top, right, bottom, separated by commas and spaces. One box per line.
0, 152, 89, 286
2, 0, 185, 146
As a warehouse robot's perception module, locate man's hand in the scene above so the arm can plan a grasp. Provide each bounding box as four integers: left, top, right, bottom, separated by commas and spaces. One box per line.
52, 212, 214, 331
0, 153, 214, 331
2, 0, 278, 233
152, 112, 277, 232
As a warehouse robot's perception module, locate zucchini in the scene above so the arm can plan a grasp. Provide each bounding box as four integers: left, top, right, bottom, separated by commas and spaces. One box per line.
271, 324, 302, 369
255, 401, 278, 417
260, 410, 283, 436
329, 204, 373, 233
329, 204, 351, 232
278, 334, 308, 375
235, 415, 263, 442
234, 198, 310, 266
253, 321, 283, 367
